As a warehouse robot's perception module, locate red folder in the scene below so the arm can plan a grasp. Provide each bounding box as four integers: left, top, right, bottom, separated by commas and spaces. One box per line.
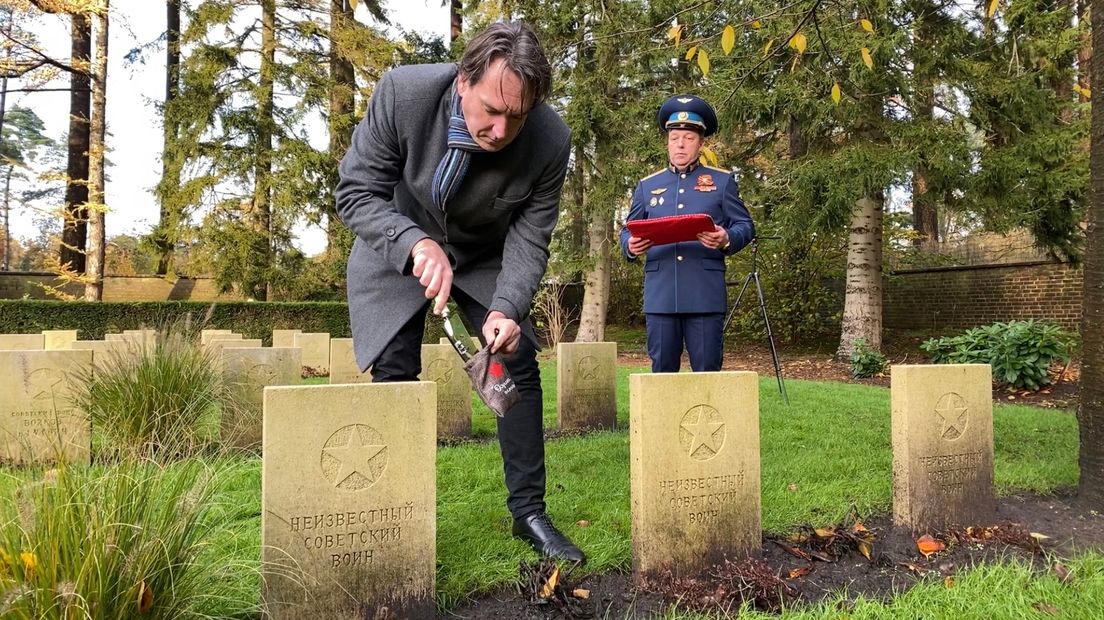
626, 214, 715, 246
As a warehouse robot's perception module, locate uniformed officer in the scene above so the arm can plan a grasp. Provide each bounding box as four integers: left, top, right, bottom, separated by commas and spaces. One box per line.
619, 94, 756, 373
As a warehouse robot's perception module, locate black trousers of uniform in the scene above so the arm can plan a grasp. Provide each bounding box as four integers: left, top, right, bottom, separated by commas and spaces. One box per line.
370, 288, 546, 520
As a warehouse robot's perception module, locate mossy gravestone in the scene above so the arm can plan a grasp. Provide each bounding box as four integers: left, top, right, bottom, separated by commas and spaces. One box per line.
262, 383, 436, 619
294, 332, 331, 376
892, 364, 994, 532
556, 342, 617, 431
328, 338, 371, 385
221, 347, 301, 449
418, 344, 471, 439
629, 371, 761, 581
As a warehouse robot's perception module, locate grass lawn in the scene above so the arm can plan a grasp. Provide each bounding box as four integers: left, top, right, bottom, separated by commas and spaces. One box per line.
1, 362, 1093, 618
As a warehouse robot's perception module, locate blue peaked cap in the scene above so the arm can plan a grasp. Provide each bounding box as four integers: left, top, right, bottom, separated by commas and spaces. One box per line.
657, 94, 718, 136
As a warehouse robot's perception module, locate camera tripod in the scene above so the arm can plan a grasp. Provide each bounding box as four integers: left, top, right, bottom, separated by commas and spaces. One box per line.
722, 236, 789, 405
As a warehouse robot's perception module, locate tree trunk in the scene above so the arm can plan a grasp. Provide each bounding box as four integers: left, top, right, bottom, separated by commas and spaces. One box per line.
836, 192, 883, 359
576, 204, 610, 342
2, 166, 11, 271
60, 11, 91, 273
1079, 0, 1092, 106
1078, 0, 1104, 506
154, 0, 180, 275
254, 0, 275, 300
450, 0, 462, 43
327, 0, 355, 257
83, 1, 107, 301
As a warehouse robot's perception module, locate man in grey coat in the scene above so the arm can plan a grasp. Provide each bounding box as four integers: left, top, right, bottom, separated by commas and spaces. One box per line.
335, 22, 584, 564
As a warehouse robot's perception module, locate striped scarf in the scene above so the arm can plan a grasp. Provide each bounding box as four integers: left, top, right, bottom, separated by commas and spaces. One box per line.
431, 89, 484, 211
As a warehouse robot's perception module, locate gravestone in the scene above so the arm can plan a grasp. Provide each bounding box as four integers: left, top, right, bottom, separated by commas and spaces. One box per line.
418, 344, 472, 439
273, 329, 303, 348
294, 333, 331, 376
202, 333, 243, 349
200, 329, 236, 345
0, 350, 93, 465
69, 340, 130, 372
556, 342, 617, 431
221, 347, 300, 448
630, 371, 761, 580
328, 338, 371, 385
122, 329, 158, 348
892, 364, 994, 532
262, 383, 436, 619
0, 334, 44, 350
43, 330, 79, 350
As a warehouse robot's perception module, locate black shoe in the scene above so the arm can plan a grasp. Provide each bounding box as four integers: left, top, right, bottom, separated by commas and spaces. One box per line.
512, 512, 586, 564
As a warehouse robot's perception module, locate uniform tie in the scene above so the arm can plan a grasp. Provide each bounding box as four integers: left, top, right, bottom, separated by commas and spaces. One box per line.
432, 89, 484, 211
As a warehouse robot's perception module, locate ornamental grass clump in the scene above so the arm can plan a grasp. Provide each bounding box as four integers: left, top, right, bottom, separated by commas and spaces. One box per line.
0, 458, 256, 618
73, 323, 223, 459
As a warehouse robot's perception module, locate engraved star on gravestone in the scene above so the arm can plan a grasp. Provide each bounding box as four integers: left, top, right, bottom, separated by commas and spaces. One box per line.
246, 363, 279, 385
28, 368, 65, 403
576, 355, 600, 383
679, 404, 726, 461
935, 392, 968, 440
320, 424, 388, 491
425, 358, 454, 384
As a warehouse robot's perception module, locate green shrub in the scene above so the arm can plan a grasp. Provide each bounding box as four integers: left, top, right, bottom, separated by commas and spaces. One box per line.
849, 338, 887, 378
71, 323, 223, 459
0, 458, 254, 619
920, 320, 1077, 391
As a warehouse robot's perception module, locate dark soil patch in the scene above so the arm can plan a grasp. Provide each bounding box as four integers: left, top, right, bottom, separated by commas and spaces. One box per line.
446, 494, 1103, 619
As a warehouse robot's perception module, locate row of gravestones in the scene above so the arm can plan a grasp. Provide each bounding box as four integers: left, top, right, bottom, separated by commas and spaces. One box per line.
0, 339, 619, 460
259, 364, 994, 618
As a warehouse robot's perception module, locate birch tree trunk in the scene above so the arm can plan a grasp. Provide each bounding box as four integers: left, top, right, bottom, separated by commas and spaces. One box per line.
836, 192, 883, 358
83, 1, 107, 301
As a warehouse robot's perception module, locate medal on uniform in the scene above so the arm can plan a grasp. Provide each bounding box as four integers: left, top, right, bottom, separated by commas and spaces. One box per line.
695, 174, 717, 192
649, 197, 658, 206
659, 197, 665, 205
650, 187, 667, 195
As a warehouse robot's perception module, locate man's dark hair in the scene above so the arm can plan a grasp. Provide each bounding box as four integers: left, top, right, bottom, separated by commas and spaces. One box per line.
458, 21, 552, 108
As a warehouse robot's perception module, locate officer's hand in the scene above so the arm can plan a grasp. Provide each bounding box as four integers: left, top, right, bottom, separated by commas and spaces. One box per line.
483, 311, 521, 354
411, 239, 453, 315
697, 226, 730, 251
627, 236, 653, 257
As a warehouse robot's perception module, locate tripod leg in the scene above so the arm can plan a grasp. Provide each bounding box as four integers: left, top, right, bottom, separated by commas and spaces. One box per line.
752, 271, 789, 405
723, 273, 754, 335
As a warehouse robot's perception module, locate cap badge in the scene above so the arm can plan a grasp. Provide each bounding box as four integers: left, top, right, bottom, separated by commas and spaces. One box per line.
677, 111, 689, 120
677, 97, 693, 104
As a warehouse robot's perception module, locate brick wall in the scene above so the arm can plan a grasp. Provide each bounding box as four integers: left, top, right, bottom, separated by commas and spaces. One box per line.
883, 261, 1082, 331
0, 272, 243, 302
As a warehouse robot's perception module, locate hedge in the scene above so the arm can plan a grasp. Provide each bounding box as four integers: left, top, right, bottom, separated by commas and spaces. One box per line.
0, 300, 448, 344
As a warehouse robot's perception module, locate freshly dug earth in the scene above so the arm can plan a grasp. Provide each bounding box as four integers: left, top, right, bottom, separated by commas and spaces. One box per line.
447, 344, 1093, 619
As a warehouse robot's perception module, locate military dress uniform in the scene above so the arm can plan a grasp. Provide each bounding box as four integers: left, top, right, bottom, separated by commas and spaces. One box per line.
618, 95, 755, 372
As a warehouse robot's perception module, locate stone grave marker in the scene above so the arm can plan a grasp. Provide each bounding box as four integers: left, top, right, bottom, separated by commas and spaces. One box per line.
42, 330, 79, 350
0, 350, 93, 465
418, 344, 472, 439
262, 382, 436, 619
892, 364, 994, 532
200, 329, 236, 345
294, 332, 331, 376
221, 347, 300, 448
69, 340, 130, 372
557, 342, 617, 431
0, 334, 44, 350
273, 329, 302, 348
629, 371, 761, 580
328, 338, 371, 385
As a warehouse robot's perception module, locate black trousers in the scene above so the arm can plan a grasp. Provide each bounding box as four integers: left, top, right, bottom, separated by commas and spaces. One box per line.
371, 289, 546, 520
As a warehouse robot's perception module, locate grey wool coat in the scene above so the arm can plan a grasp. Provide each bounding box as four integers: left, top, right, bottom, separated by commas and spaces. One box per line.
335, 63, 572, 372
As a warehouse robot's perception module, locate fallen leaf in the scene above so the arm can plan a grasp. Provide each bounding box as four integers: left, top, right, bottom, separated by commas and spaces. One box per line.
576, 520, 590, 528
1030, 532, 1051, 542
572, 588, 590, 599
944, 576, 955, 588
786, 533, 809, 543
1032, 602, 1060, 616
776, 541, 811, 560
788, 566, 812, 578
852, 522, 868, 533
138, 580, 154, 613
539, 565, 560, 599
916, 534, 945, 557
814, 527, 836, 538
788, 483, 799, 492
856, 538, 873, 560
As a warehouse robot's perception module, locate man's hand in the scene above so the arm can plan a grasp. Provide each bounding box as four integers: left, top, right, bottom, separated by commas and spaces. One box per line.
627, 235, 653, 257
411, 238, 453, 315
483, 310, 521, 354
697, 225, 730, 251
